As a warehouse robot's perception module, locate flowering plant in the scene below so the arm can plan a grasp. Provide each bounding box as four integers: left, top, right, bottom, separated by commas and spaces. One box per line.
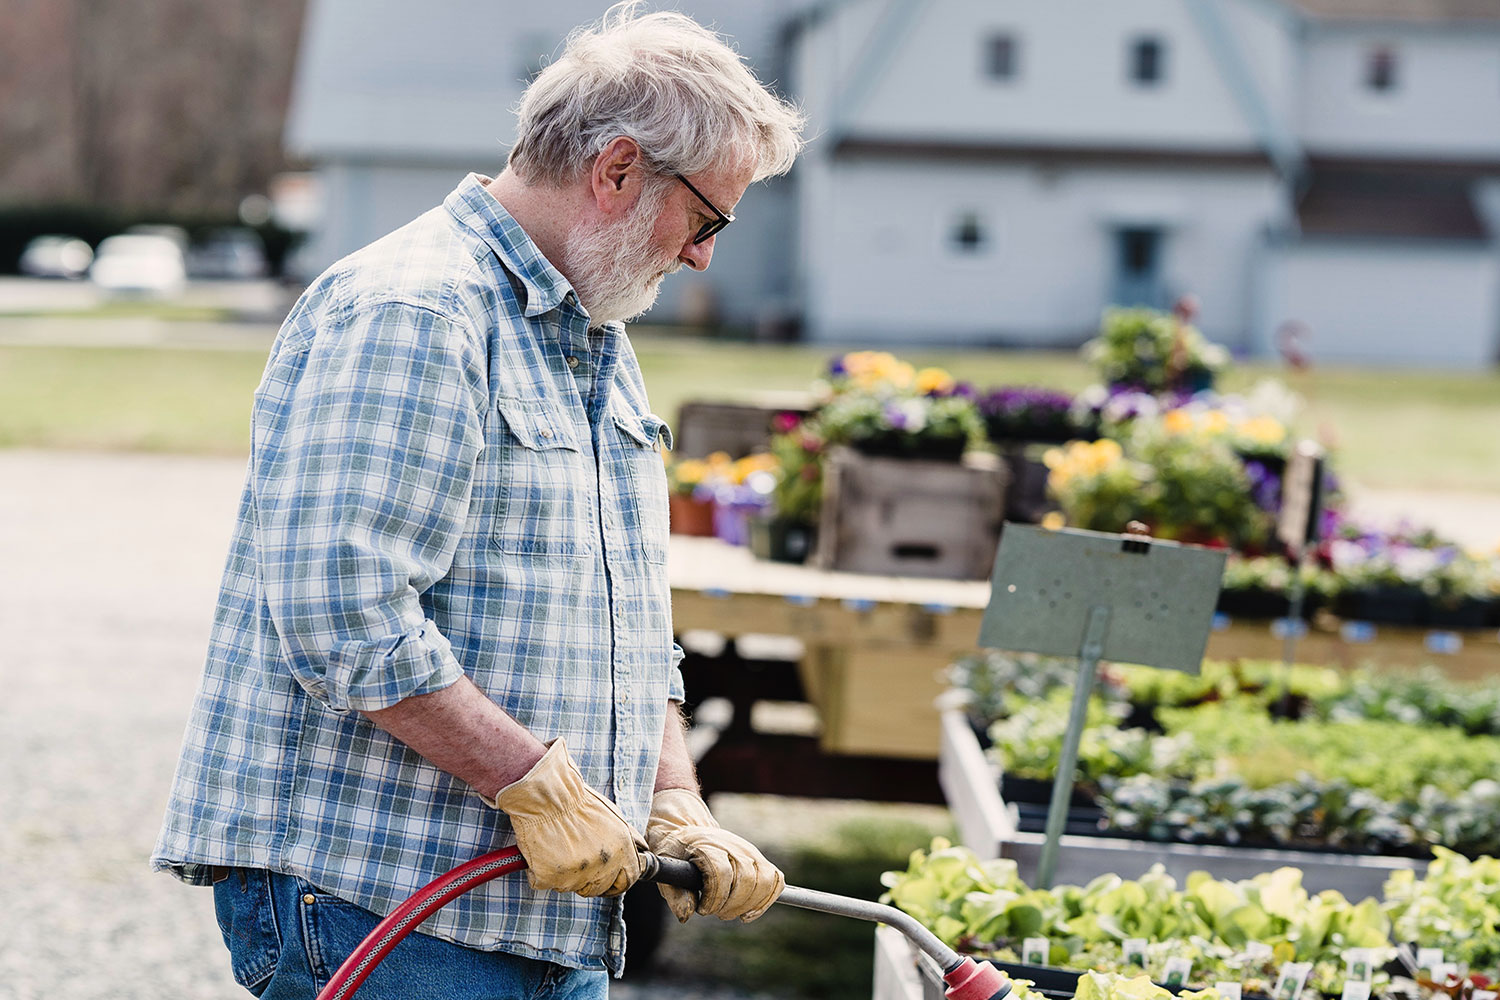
767, 413, 825, 524
1042, 439, 1149, 532
1044, 424, 1270, 549
978, 386, 1082, 444
815, 385, 983, 459
1084, 306, 1230, 395
664, 451, 777, 497
1327, 536, 1491, 601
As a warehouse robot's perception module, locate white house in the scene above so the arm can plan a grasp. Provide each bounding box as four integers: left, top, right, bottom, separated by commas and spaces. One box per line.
286, 0, 1500, 366
283, 0, 813, 335
793, 0, 1500, 366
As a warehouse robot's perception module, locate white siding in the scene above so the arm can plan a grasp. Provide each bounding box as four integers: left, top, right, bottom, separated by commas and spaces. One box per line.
1299, 27, 1500, 159
802, 157, 1283, 348
1254, 239, 1500, 367
817, 0, 1289, 152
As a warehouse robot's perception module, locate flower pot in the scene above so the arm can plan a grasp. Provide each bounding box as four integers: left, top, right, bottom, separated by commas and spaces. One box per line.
850, 433, 967, 462
1216, 587, 1289, 620
1216, 587, 1324, 621
748, 518, 817, 563
1334, 586, 1426, 626
668, 492, 715, 537
1427, 596, 1492, 630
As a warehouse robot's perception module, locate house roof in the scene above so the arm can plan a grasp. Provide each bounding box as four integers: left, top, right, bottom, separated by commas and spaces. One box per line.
1288, 0, 1500, 22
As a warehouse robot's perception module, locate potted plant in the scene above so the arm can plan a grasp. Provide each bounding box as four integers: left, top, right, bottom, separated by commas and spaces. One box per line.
816, 386, 982, 461
664, 452, 723, 536
1082, 306, 1230, 398
750, 413, 824, 563
978, 386, 1081, 445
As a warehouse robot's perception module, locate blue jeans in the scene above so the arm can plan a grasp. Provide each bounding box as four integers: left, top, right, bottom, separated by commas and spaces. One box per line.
212, 868, 610, 1000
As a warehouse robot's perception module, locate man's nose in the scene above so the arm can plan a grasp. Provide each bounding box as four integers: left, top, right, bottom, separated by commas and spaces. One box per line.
679, 237, 714, 271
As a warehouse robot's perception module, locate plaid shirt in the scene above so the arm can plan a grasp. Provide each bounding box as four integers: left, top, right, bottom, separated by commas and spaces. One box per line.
153, 173, 683, 974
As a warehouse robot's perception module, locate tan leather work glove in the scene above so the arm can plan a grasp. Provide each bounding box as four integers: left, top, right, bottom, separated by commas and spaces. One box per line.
645, 787, 784, 922
487, 740, 647, 898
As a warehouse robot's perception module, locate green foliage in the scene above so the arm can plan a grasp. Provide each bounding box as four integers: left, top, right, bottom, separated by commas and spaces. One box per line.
1083, 307, 1230, 394
988, 689, 1158, 789
971, 663, 1500, 856
1383, 847, 1500, 973
767, 425, 824, 523
881, 840, 1394, 988
815, 388, 984, 456
1127, 424, 1271, 548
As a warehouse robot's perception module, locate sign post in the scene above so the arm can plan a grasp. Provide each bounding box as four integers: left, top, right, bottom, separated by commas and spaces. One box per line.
1276, 441, 1327, 667
979, 523, 1227, 887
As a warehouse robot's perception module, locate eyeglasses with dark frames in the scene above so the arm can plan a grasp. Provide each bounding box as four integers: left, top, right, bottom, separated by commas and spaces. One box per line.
675, 174, 734, 244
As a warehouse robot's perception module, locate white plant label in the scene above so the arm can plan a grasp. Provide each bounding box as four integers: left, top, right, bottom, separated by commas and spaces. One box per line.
1416, 948, 1445, 974
1216, 983, 1243, 1000
1124, 939, 1148, 968
1344, 949, 1374, 984
1023, 937, 1049, 966
1341, 982, 1371, 1000
1274, 962, 1313, 1000
1162, 957, 1193, 989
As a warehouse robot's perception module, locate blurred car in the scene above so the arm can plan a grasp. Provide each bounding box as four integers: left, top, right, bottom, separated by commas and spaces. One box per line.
18, 235, 94, 279
89, 233, 188, 296
187, 227, 269, 280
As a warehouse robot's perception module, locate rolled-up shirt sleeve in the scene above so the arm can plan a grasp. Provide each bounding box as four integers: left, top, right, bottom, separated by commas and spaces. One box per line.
250, 300, 488, 713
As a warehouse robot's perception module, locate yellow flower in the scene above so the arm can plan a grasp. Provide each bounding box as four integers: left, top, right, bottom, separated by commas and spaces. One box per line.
915, 367, 956, 394
1041, 511, 1066, 531
1236, 415, 1286, 445
1163, 409, 1195, 435
1201, 410, 1230, 435
730, 453, 778, 483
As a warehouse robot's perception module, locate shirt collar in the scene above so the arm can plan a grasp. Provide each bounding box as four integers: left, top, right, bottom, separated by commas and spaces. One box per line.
443, 173, 574, 318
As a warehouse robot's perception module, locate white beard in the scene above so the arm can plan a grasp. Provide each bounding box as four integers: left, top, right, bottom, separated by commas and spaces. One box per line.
560, 184, 681, 327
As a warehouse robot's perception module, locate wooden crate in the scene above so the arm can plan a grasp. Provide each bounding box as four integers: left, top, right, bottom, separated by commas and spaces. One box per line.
813, 448, 1007, 580
672, 396, 813, 459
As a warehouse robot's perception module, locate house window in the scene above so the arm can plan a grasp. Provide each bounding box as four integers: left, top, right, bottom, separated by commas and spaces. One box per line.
1366, 46, 1398, 92
950, 212, 987, 253
1129, 36, 1166, 86
984, 34, 1018, 81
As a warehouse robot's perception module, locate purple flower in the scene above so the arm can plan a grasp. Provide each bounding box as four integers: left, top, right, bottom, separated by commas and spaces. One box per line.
884, 403, 909, 430
1243, 460, 1282, 513
827, 355, 847, 377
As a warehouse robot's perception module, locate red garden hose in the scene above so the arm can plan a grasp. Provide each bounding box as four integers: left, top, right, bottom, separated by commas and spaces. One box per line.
314, 849, 1010, 1000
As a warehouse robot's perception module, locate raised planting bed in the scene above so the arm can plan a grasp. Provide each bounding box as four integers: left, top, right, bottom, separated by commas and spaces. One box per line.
938, 707, 1425, 899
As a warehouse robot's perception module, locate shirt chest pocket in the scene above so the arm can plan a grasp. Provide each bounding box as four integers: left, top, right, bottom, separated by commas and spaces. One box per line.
491, 396, 593, 556
606, 408, 673, 564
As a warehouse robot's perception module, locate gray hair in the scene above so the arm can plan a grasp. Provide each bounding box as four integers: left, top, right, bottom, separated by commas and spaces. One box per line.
508, 2, 806, 187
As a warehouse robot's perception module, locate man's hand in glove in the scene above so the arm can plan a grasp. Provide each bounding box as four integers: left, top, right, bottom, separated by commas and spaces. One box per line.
645, 787, 784, 922
487, 739, 647, 897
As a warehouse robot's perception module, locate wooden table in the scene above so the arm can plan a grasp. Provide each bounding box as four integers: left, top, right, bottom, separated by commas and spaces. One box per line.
669, 536, 1500, 766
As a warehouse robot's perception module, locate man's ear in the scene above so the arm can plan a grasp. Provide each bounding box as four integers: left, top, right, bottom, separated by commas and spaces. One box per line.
590, 137, 644, 218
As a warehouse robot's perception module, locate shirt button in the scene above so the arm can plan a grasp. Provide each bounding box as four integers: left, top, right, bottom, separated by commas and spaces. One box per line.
539, 427, 552, 439
303, 893, 316, 905
566, 356, 580, 369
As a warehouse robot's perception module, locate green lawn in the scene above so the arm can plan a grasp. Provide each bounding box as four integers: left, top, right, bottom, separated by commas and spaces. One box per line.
2, 332, 1498, 491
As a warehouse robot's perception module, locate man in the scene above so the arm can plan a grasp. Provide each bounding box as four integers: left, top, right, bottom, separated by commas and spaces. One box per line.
152, 4, 805, 997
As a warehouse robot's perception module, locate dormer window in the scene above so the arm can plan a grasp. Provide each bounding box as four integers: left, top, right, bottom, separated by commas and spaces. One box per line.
1366, 46, 1398, 92
985, 34, 1018, 81
1129, 36, 1166, 87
